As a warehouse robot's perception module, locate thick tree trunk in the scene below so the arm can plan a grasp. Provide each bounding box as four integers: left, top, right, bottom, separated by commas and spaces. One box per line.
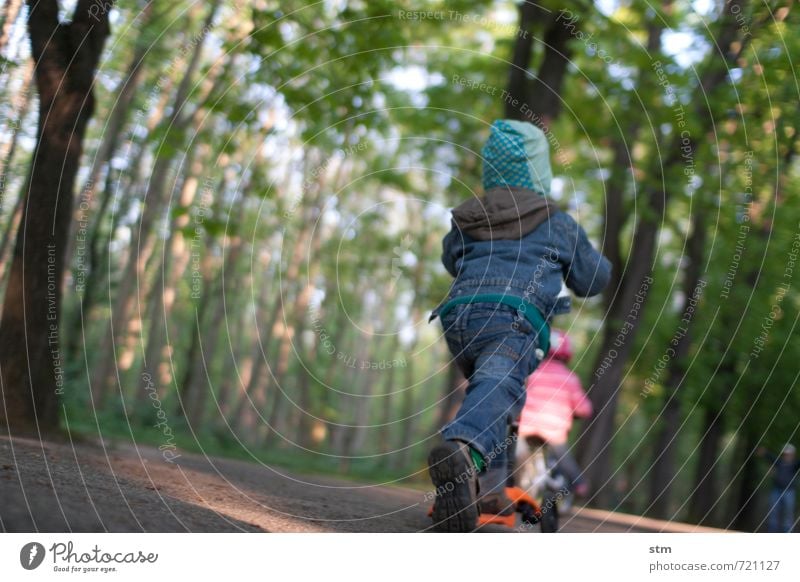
0, 0, 112, 431
525, 14, 574, 128
599, 136, 633, 309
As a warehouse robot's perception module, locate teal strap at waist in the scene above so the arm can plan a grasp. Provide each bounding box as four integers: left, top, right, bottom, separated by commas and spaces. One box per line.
436, 293, 550, 356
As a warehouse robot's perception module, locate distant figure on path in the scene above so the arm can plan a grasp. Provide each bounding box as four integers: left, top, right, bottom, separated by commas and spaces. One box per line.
758, 444, 800, 533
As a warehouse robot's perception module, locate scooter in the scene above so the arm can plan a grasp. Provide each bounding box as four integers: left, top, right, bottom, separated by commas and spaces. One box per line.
427, 420, 562, 532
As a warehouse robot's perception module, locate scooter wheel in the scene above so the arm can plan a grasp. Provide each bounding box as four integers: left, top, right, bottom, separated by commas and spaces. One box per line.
519, 502, 540, 526
539, 500, 559, 533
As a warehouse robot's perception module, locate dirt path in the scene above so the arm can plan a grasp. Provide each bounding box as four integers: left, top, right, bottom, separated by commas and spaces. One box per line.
0, 436, 724, 533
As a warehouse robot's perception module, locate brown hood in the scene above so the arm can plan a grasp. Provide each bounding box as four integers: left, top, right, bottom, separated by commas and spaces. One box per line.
451, 187, 553, 241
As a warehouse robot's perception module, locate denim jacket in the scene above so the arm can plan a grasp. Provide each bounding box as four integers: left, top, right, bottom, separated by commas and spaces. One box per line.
434, 210, 612, 320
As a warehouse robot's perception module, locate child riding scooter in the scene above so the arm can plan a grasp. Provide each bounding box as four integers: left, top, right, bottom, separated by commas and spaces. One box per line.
428, 119, 610, 532
514, 329, 593, 503
476, 329, 593, 523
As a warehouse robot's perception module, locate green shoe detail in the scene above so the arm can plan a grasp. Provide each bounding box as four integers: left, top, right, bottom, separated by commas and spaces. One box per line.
469, 446, 486, 473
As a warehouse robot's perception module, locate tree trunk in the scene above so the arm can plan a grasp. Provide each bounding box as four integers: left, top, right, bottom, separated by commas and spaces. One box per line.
390, 356, 419, 471
89, 1, 219, 405
0, 187, 23, 285
0, 0, 112, 431
233, 353, 268, 439
648, 205, 707, 517
231, 242, 290, 438
687, 405, 725, 525
137, 144, 207, 403
435, 362, 467, 430
64, 4, 154, 274
728, 428, 761, 532
577, 0, 752, 507
504, 2, 575, 127
293, 349, 316, 449
525, 13, 574, 128
63, 155, 118, 358
179, 201, 251, 427
0, 0, 23, 55
175, 269, 214, 426
342, 332, 391, 460
572, 0, 671, 502
376, 334, 402, 457
0, 60, 34, 281
504, 1, 542, 121
213, 302, 255, 432
231, 238, 296, 438
389, 227, 433, 470
71, 81, 174, 344
263, 278, 316, 446
260, 177, 327, 446
317, 303, 361, 451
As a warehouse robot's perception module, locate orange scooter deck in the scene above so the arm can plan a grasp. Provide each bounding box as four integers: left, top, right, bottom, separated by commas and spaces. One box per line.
428, 486, 542, 528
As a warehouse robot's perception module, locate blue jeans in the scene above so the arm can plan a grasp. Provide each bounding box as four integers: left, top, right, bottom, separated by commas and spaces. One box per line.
439, 302, 542, 484
767, 487, 796, 533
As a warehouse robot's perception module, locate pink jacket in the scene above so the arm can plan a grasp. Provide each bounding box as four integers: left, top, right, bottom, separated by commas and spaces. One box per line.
518, 357, 593, 445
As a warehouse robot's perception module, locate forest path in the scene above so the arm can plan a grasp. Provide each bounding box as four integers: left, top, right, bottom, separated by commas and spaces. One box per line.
0, 436, 725, 533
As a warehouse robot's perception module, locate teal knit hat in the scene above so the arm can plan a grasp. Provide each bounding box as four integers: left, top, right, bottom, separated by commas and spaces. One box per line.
481, 119, 552, 195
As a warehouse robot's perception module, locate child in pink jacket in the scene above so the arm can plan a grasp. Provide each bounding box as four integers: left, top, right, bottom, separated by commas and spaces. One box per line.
518, 330, 592, 444
479, 328, 592, 514
518, 329, 592, 496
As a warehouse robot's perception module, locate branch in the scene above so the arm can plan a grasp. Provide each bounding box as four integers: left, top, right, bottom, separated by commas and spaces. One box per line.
697, 0, 751, 96
169, 0, 221, 128
504, 1, 544, 121
527, 13, 574, 129
69, 0, 114, 83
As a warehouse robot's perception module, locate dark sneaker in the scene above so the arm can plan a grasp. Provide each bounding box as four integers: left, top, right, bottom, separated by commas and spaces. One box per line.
478, 491, 516, 516
427, 441, 479, 532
